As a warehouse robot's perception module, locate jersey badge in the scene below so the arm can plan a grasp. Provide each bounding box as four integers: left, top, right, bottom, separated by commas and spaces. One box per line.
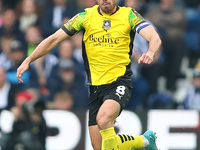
103, 20, 111, 31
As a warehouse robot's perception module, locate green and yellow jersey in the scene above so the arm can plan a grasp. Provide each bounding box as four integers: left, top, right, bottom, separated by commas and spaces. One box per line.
62, 5, 150, 86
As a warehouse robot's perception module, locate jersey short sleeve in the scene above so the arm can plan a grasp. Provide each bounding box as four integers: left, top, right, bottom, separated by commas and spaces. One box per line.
62, 11, 86, 36
129, 9, 150, 33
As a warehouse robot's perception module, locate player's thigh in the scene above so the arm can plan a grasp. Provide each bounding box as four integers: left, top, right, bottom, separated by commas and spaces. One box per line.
89, 125, 102, 150
97, 99, 121, 128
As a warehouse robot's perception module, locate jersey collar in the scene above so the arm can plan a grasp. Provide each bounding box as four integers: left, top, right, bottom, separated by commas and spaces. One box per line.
98, 6, 120, 16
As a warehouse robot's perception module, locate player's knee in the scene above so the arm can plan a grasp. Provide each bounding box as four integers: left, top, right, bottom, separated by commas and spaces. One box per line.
96, 112, 113, 129
91, 141, 101, 150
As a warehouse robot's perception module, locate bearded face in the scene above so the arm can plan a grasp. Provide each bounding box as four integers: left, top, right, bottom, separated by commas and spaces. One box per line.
97, 0, 118, 14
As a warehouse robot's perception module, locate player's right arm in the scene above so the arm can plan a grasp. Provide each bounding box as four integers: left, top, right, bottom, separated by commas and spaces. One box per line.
17, 29, 70, 83
17, 11, 86, 83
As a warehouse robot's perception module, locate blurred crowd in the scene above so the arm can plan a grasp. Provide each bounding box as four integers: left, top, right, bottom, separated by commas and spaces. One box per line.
0, 0, 200, 149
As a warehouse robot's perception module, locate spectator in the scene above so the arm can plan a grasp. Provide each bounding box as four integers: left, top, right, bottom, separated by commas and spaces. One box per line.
24, 25, 43, 88
146, 0, 187, 92
40, 0, 77, 38
181, 68, 200, 110
57, 39, 85, 78
23, 25, 57, 95
24, 25, 44, 89
6, 40, 30, 93
0, 67, 15, 111
26, 87, 41, 102
57, 39, 74, 59
55, 59, 89, 110
0, 35, 15, 70
24, 24, 59, 99
184, 0, 200, 67
0, 9, 24, 42
119, 0, 147, 16
47, 90, 74, 110
0, 90, 47, 150
32, 53, 58, 100
11, 91, 46, 150
8, 41, 26, 76
34, 0, 51, 10
25, 25, 43, 57
57, 37, 89, 109
71, 32, 86, 78
16, 0, 41, 33
12, 92, 34, 120
147, 92, 175, 109
77, 0, 97, 11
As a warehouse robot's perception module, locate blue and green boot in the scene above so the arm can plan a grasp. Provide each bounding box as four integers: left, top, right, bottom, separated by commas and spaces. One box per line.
143, 130, 158, 150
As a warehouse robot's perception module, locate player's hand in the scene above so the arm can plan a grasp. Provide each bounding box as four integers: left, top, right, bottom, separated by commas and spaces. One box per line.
138, 52, 154, 64
16, 60, 30, 83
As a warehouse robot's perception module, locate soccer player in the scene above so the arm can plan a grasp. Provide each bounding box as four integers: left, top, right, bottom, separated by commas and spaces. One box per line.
16, 0, 161, 149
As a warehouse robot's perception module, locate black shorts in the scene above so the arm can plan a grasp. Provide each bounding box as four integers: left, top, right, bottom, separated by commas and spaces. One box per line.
88, 77, 133, 126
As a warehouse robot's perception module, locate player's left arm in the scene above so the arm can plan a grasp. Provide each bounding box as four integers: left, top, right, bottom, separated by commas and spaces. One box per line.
137, 25, 162, 64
